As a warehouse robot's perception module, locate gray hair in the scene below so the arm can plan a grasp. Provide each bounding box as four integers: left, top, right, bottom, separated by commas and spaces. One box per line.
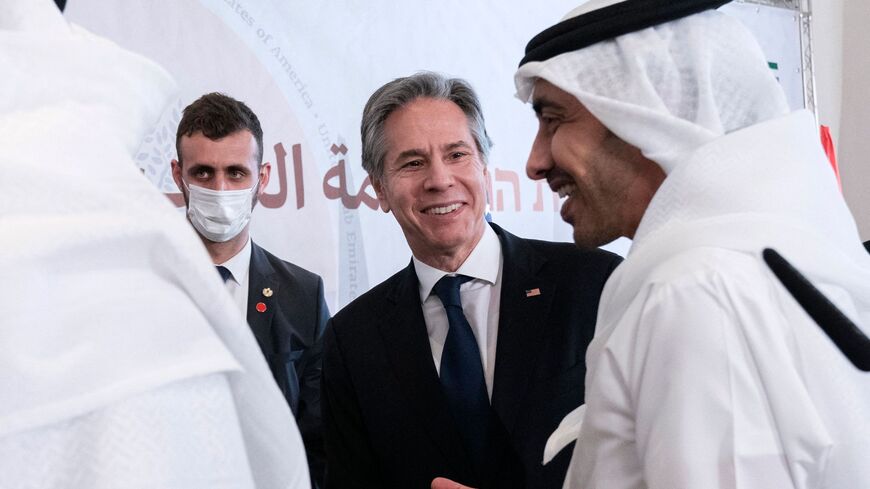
360, 71, 493, 182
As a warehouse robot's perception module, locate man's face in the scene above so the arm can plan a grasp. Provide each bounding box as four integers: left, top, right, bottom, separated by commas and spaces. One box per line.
526, 79, 665, 249
171, 129, 270, 207
373, 97, 489, 269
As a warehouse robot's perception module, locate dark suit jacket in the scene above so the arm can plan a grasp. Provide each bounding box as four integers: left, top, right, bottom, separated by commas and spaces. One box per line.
248, 242, 330, 487
322, 223, 621, 489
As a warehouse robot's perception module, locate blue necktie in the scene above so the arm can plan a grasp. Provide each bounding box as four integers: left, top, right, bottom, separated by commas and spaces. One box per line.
433, 274, 490, 476
216, 265, 233, 283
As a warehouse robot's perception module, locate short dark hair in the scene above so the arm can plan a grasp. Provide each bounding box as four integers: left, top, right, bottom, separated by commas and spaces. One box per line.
175, 92, 263, 166
361, 72, 492, 182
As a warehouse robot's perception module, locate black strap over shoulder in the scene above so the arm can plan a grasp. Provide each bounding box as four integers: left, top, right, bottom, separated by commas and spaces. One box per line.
520, 0, 733, 66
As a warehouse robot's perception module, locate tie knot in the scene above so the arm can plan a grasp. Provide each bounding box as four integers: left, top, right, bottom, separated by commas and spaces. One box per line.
216, 265, 233, 283
432, 274, 472, 308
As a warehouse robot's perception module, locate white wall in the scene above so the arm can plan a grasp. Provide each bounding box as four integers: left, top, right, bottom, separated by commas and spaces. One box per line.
837, 0, 870, 240
811, 0, 843, 142
811, 0, 870, 241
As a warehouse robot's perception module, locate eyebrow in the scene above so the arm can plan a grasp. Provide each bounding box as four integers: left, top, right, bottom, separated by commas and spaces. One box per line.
443, 140, 473, 152
394, 148, 427, 162
224, 164, 251, 173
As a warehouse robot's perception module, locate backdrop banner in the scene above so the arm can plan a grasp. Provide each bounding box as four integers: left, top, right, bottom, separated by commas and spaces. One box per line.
65, 1, 805, 310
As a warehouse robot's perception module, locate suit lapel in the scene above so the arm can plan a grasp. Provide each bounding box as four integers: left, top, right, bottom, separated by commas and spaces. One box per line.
247, 242, 278, 353
378, 262, 474, 478
490, 224, 555, 434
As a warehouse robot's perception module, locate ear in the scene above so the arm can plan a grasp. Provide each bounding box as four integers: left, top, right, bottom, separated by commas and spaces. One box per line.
257, 161, 272, 195
371, 176, 391, 213
170, 159, 185, 192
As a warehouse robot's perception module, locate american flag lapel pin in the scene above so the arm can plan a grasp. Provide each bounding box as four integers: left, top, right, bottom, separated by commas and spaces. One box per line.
525, 288, 541, 298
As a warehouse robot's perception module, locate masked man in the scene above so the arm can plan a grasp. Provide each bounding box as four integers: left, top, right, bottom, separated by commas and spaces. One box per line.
511, 1, 870, 488
171, 93, 329, 486
322, 72, 622, 489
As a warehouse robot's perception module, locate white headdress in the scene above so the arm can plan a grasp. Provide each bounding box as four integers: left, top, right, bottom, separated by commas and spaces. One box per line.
516, 3, 789, 173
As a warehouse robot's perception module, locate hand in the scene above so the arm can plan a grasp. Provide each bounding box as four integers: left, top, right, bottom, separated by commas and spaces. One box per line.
431, 477, 476, 489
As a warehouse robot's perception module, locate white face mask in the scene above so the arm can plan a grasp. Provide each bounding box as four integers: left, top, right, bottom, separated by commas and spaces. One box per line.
184, 180, 258, 243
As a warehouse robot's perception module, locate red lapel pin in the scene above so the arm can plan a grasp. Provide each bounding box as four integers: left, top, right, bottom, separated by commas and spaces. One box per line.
256, 302, 267, 313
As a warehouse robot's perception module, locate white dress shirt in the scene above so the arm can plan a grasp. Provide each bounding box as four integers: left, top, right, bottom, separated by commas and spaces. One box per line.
217, 238, 252, 317
413, 225, 503, 398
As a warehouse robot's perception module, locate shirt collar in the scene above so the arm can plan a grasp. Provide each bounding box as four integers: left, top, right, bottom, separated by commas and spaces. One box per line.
414, 224, 502, 302
217, 237, 252, 286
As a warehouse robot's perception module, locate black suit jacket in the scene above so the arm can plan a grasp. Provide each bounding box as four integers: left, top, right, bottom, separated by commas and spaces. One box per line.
322, 224, 621, 489
248, 242, 330, 487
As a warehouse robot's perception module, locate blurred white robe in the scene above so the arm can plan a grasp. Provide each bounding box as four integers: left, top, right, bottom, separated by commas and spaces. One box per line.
0, 1, 309, 488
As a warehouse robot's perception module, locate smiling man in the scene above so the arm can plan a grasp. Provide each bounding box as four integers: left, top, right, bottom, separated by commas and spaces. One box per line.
527, 79, 665, 250
321, 72, 621, 489
510, 1, 870, 488
171, 93, 329, 487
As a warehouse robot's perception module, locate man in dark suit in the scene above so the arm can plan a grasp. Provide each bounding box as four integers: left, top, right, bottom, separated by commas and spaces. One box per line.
171, 92, 328, 486
322, 72, 621, 489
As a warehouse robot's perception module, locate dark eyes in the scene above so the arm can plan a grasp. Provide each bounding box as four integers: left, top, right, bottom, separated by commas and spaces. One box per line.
190, 169, 246, 179
539, 114, 560, 127
397, 151, 469, 170
536, 108, 562, 127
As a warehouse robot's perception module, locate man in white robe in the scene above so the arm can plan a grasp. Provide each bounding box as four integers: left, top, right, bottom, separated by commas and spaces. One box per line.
0, 1, 309, 487
507, 1, 870, 488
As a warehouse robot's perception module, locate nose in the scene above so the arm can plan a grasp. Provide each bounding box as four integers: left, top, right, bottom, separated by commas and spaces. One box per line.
526, 130, 552, 181
423, 158, 454, 191
212, 174, 231, 191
